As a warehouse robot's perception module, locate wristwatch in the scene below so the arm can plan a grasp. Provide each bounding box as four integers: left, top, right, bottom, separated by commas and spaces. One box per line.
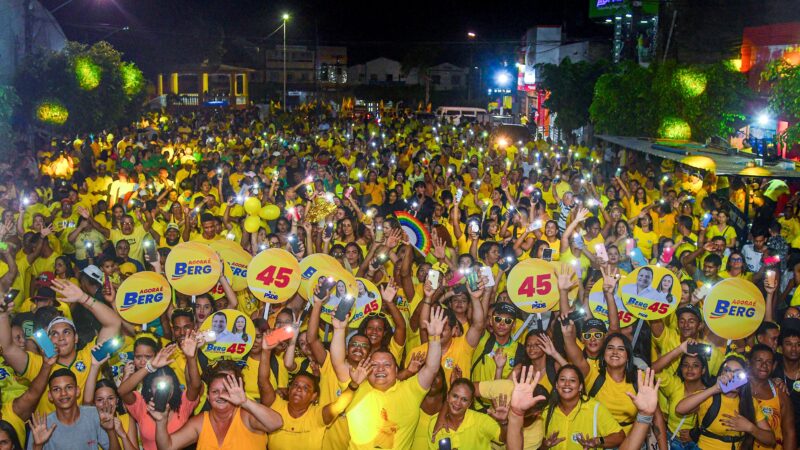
348, 381, 360, 391
598, 436, 605, 446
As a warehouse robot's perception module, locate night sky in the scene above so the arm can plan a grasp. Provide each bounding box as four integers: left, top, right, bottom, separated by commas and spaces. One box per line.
42, 0, 611, 70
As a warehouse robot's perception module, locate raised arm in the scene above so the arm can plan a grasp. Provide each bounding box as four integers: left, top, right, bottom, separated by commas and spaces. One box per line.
465, 279, 487, 348
329, 316, 352, 383
179, 330, 204, 402
322, 358, 370, 425
51, 279, 122, 343
417, 307, 446, 390
0, 302, 28, 374
118, 345, 176, 405
380, 280, 406, 347
559, 318, 589, 377
12, 353, 54, 421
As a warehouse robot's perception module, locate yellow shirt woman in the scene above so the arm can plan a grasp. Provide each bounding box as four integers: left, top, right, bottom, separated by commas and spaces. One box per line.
696, 395, 764, 450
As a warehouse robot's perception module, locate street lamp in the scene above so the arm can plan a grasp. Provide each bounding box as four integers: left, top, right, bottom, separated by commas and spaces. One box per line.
282, 13, 289, 109
467, 32, 476, 39
467, 32, 476, 101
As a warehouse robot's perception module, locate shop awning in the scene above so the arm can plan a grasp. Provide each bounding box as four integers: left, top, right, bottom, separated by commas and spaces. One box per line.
596, 135, 800, 179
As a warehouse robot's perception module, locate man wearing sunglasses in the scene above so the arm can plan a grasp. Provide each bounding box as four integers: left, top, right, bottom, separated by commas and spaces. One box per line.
471, 302, 526, 387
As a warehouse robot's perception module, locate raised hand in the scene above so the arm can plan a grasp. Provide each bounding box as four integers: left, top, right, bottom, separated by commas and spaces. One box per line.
556, 263, 577, 291
510, 365, 546, 414
331, 315, 349, 331
423, 306, 446, 338
626, 368, 661, 416
145, 400, 169, 422
29, 413, 56, 446
493, 349, 508, 369
180, 330, 202, 359
50, 279, 88, 303
535, 335, 558, 358
431, 234, 446, 260
151, 344, 177, 369
90, 344, 110, 367
98, 404, 116, 431
600, 265, 620, 293
380, 278, 398, 304
349, 357, 373, 386
450, 365, 463, 385
406, 352, 426, 374
219, 375, 247, 407
541, 432, 565, 449
488, 393, 510, 423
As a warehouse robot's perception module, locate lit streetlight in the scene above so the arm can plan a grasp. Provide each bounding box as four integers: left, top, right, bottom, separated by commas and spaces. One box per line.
467, 31, 476, 39
282, 13, 289, 109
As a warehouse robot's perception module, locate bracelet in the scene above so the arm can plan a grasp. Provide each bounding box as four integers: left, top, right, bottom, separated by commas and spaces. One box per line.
636, 413, 654, 424
429, 336, 441, 342
145, 361, 157, 374
348, 381, 360, 391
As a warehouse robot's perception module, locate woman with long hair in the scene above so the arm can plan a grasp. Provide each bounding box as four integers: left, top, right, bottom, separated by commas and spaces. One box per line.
512, 331, 567, 394
652, 339, 713, 449
539, 365, 625, 449
231, 315, 248, 343
428, 378, 508, 448
656, 274, 675, 304
675, 355, 775, 450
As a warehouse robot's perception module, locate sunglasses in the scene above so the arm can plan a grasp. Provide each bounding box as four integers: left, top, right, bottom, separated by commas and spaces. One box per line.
582, 332, 605, 341
493, 316, 514, 325
349, 342, 369, 349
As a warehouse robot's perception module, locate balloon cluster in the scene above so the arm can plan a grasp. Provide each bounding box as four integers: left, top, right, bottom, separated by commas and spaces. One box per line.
243, 197, 280, 233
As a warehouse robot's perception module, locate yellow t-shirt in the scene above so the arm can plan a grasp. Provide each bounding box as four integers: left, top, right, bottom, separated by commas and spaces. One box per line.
697, 395, 764, 450
110, 225, 148, 263
426, 409, 501, 449
478, 379, 545, 448
540, 398, 623, 450
411, 410, 434, 450
22, 341, 96, 414
705, 224, 737, 247
268, 397, 328, 450
585, 364, 637, 432
1, 399, 26, 447
346, 375, 427, 450
407, 335, 475, 385
658, 370, 700, 434
633, 227, 659, 260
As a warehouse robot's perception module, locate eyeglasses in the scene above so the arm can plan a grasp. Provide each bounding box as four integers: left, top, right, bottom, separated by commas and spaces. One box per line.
729, 257, 743, 262
493, 316, 514, 325
349, 342, 369, 349
582, 332, 605, 341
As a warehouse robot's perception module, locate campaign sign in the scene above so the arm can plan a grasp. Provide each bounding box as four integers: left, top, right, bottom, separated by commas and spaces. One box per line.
588, 279, 637, 328
617, 265, 680, 321
209, 240, 252, 291
165, 242, 222, 295
115, 272, 171, 324
703, 278, 765, 340
246, 248, 301, 303
297, 253, 343, 300
318, 277, 382, 328
506, 259, 559, 314
199, 309, 255, 361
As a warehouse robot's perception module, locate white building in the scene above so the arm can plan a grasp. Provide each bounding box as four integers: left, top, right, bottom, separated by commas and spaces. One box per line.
406, 63, 468, 91
0, 0, 66, 83
347, 57, 403, 85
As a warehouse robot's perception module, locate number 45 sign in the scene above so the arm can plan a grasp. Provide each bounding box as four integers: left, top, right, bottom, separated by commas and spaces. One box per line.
247, 248, 301, 303
507, 259, 560, 314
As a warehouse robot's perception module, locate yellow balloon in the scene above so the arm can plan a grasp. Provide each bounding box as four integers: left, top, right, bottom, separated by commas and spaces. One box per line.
259, 204, 280, 220
244, 197, 262, 215
244, 215, 261, 233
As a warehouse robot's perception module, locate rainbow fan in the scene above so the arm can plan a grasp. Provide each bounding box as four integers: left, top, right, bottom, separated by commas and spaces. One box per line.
394, 211, 431, 255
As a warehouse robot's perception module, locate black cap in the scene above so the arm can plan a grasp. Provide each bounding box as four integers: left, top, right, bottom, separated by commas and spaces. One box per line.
492, 302, 518, 318
33, 287, 56, 301
676, 304, 702, 320
583, 318, 608, 333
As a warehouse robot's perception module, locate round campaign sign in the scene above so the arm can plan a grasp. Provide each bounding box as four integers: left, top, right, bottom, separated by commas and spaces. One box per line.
208, 261, 235, 301
115, 272, 171, 324
246, 248, 301, 303
703, 278, 765, 340
506, 259, 559, 314
165, 242, 222, 295
304, 262, 358, 308
616, 265, 681, 321
318, 277, 382, 327
199, 309, 255, 361
588, 279, 637, 328
297, 253, 346, 300
209, 240, 252, 291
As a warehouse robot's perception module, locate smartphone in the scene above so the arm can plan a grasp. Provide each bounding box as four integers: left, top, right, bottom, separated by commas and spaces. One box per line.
702, 213, 713, 228
153, 378, 172, 413
479, 266, 496, 287
319, 277, 337, 297
625, 238, 635, 254
567, 307, 586, 322
454, 188, 463, 204
660, 246, 675, 264
465, 269, 479, 291
764, 255, 780, 266
766, 270, 777, 285
469, 221, 480, 234
84, 240, 95, 259
344, 187, 353, 199
143, 238, 158, 263
288, 235, 301, 254
720, 371, 748, 393
438, 437, 452, 450
595, 244, 608, 262
92, 337, 123, 361
119, 351, 134, 363
4, 289, 19, 304
573, 233, 584, 250
374, 225, 384, 242
265, 326, 295, 346
334, 295, 357, 322
687, 343, 712, 356
200, 330, 217, 343
0, 242, 7, 251
630, 248, 648, 267
427, 270, 441, 290
33, 329, 57, 358
542, 248, 553, 262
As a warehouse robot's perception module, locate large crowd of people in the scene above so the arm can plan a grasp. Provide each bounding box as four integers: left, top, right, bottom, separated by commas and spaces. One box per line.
0, 103, 796, 449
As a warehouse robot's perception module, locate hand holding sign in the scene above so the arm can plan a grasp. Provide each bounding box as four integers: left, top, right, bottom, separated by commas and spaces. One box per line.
507, 259, 559, 314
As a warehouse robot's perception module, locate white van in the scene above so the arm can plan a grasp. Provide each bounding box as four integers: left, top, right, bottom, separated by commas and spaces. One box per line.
435, 107, 489, 125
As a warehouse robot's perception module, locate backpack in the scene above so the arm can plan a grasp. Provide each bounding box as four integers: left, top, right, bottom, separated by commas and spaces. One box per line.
688, 393, 744, 448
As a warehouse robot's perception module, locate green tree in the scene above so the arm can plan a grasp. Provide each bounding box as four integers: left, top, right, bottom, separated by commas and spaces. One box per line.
763, 60, 800, 145
537, 58, 608, 140
14, 41, 145, 133
590, 61, 748, 141
0, 85, 19, 156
